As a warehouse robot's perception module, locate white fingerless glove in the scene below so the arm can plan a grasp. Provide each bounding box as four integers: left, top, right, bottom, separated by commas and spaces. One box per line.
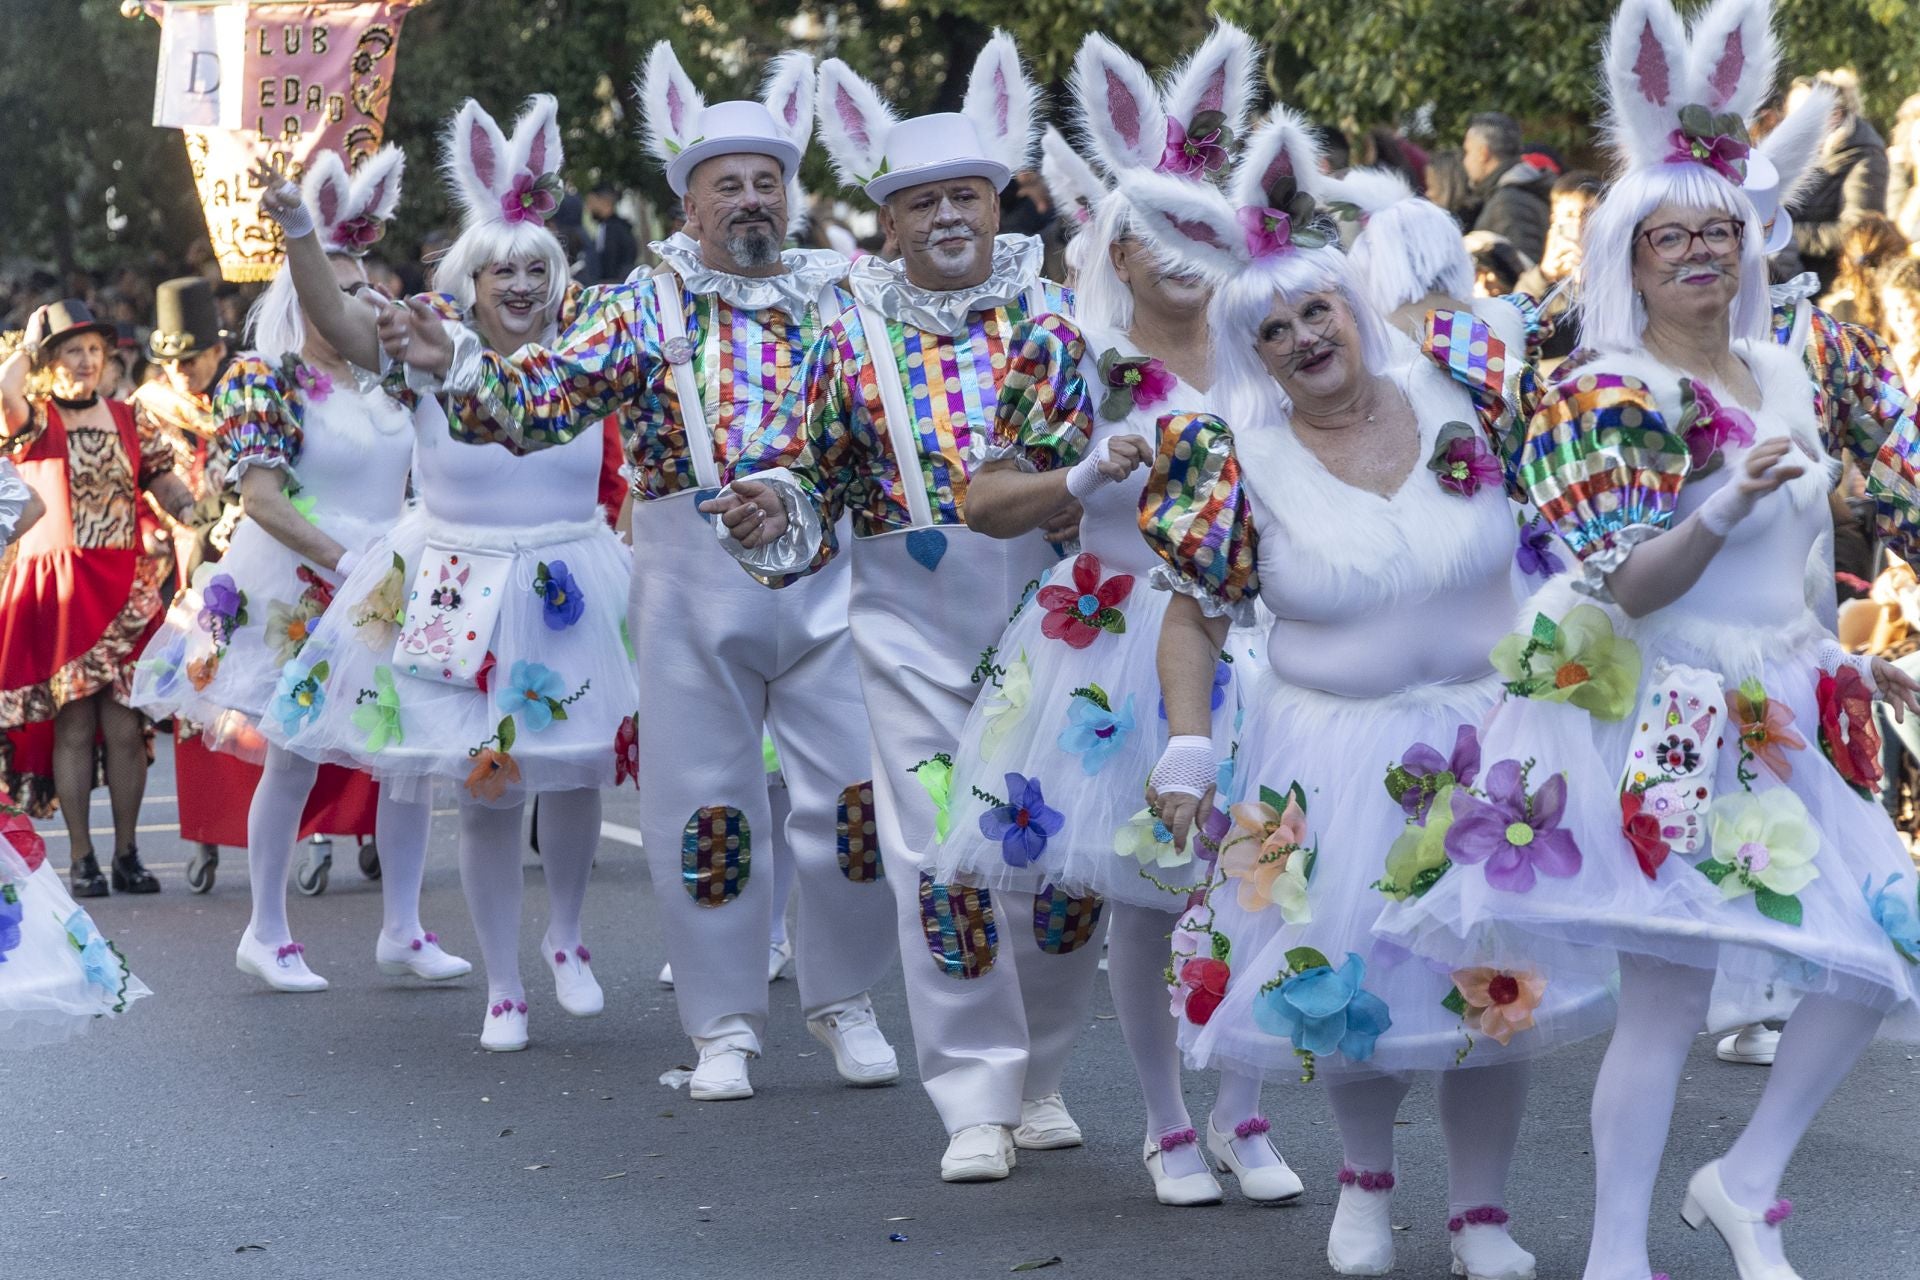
264, 200, 315, 241
1817, 638, 1878, 693
1065, 436, 1121, 501
1149, 735, 1217, 798
1695, 478, 1760, 538
333, 547, 364, 582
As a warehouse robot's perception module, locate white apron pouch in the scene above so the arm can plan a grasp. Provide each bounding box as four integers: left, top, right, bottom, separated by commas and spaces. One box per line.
1618, 659, 1727, 858
391, 543, 513, 686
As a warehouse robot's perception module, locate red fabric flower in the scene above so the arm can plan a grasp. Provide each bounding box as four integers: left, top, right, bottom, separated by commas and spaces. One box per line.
1817, 664, 1883, 797
0, 795, 46, 874
1621, 789, 1669, 880
475, 651, 497, 694
1036, 554, 1132, 649
1180, 956, 1230, 1025
614, 714, 639, 788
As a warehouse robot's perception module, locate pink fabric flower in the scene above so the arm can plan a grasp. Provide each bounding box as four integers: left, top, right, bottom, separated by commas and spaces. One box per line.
502, 172, 560, 227
1104, 355, 1178, 412
1682, 381, 1757, 470
1434, 434, 1503, 497
330, 215, 383, 251
292, 363, 334, 403
1665, 127, 1750, 183
1159, 117, 1229, 178
1236, 206, 1294, 260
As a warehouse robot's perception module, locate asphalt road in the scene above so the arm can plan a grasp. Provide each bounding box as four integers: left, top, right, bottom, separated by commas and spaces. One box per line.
7, 740, 1919, 1279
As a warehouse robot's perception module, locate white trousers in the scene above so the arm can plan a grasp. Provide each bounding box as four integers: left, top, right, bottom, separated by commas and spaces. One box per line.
630, 496, 893, 1053
849, 526, 1106, 1134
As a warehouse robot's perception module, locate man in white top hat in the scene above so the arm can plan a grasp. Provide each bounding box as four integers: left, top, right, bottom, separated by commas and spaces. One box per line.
702, 32, 1104, 1183
380, 44, 900, 1105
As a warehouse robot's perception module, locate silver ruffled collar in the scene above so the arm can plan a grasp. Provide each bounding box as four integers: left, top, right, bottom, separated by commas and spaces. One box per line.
647, 233, 848, 320
848, 235, 1044, 337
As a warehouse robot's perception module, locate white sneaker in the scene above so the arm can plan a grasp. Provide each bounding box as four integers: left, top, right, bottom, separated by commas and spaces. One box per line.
806, 1000, 899, 1086
1328, 1170, 1396, 1276
545, 935, 603, 1017
941, 1124, 1015, 1182
375, 930, 472, 982
1206, 1114, 1304, 1202
1716, 1024, 1780, 1065
768, 937, 793, 982
482, 997, 529, 1052
658, 962, 674, 988
1012, 1094, 1083, 1150
689, 1044, 754, 1101
236, 931, 328, 993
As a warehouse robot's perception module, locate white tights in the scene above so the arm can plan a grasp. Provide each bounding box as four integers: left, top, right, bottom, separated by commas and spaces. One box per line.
458, 790, 601, 1003
244, 743, 430, 946
1585, 954, 1882, 1280
1325, 1059, 1530, 1214
1105, 902, 1271, 1178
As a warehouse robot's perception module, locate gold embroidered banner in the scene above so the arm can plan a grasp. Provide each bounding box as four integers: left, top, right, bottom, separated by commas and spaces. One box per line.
134, 1, 428, 281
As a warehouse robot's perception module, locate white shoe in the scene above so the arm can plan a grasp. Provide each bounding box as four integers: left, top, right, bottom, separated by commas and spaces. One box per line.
545, 935, 603, 1017
1716, 1025, 1780, 1065
1327, 1169, 1396, 1276
658, 961, 673, 988
235, 932, 328, 992
689, 1044, 754, 1101
1681, 1160, 1803, 1279
482, 997, 529, 1052
806, 1000, 899, 1086
1206, 1114, 1303, 1203
941, 1124, 1015, 1182
1448, 1209, 1537, 1279
768, 937, 793, 982
1012, 1094, 1082, 1150
375, 930, 472, 982
1143, 1130, 1222, 1206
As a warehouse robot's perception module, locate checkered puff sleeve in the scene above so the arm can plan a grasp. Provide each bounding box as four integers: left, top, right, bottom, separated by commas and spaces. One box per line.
214, 355, 303, 484
979, 313, 1093, 472
1803, 308, 1920, 557
1138, 410, 1259, 626
1514, 368, 1689, 591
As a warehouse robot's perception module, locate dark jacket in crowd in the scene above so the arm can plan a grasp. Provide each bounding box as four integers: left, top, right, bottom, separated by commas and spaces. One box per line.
1471, 158, 1553, 264
1789, 115, 1890, 289
588, 214, 640, 285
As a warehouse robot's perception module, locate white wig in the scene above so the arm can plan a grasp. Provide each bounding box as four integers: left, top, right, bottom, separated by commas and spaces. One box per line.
1071, 194, 1138, 332
429, 218, 569, 326
1329, 167, 1474, 314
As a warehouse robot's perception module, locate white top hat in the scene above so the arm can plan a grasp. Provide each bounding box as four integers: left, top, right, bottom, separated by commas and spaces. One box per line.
665, 101, 802, 195
640, 44, 815, 198
865, 113, 1009, 203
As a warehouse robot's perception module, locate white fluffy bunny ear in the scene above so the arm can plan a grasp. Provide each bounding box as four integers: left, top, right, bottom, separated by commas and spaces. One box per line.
1758, 81, 1835, 204
1040, 127, 1108, 224
816, 58, 897, 188
761, 51, 816, 155
638, 41, 706, 166
441, 99, 512, 219
1161, 21, 1260, 147
301, 149, 354, 233
1320, 165, 1416, 218
1687, 0, 1777, 118
1229, 107, 1326, 211
1069, 33, 1166, 176
1124, 169, 1249, 279
1604, 0, 1693, 169
962, 29, 1039, 176
508, 94, 564, 182
349, 145, 406, 224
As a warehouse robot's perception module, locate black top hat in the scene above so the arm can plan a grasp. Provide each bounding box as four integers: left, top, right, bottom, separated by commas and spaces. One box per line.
24, 298, 116, 359
148, 277, 230, 361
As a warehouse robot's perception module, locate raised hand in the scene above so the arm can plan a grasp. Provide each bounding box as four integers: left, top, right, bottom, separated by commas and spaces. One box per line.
1736, 437, 1806, 500
249, 157, 309, 233
699, 479, 789, 549
377, 297, 454, 379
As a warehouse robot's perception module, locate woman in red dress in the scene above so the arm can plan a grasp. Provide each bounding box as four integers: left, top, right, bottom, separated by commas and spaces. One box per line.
0, 300, 195, 896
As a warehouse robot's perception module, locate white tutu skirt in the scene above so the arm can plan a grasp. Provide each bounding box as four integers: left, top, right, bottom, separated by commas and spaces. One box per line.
1, 861, 151, 1050
938, 555, 1236, 907
1379, 609, 1920, 1039
260, 511, 639, 805
130, 513, 389, 759
1181, 675, 1615, 1079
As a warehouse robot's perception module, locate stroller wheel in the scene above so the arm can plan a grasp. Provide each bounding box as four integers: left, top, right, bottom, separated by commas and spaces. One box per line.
186, 844, 219, 894
295, 840, 332, 896
358, 840, 381, 880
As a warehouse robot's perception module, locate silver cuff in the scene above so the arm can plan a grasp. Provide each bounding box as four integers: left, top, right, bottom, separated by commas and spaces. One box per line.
1148, 562, 1258, 627
716, 467, 823, 578
408, 322, 482, 397
968, 438, 1037, 470
225, 454, 295, 487
1569, 522, 1664, 604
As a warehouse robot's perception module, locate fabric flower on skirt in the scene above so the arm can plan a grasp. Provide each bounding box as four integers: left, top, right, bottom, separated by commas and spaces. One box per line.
466, 747, 522, 802
1729, 679, 1805, 782
1817, 663, 1882, 798
351, 553, 409, 650
1252, 951, 1392, 1062
0, 797, 46, 873
1377, 787, 1458, 900
1036, 554, 1131, 649
1114, 807, 1191, 870
1388, 724, 1480, 822
500, 661, 568, 733
1223, 792, 1313, 921
0, 892, 22, 963
64, 910, 120, 993
615, 713, 640, 788
979, 653, 1032, 761
1491, 606, 1641, 721
1179, 957, 1230, 1025
1445, 759, 1581, 893
270, 657, 329, 737
980, 772, 1065, 869
264, 597, 323, 666
350, 666, 404, 752
1702, 788, 1820, 923
195, 572, 248, 646
141, 632, 189, 700
535, 560, 586, 631
1863, 873, 1920, 963
1449, 967, 1546, 1046
1058, 689, 1136, 775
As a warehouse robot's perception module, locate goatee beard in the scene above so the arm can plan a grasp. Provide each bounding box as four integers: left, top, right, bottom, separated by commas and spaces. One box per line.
726, 229, 780, 268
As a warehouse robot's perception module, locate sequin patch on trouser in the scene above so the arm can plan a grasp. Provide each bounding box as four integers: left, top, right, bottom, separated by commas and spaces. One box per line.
836, 781, 884, 882
919, 873, 996, 979
1032, 884, 1104, 954
682, 806, 751, 906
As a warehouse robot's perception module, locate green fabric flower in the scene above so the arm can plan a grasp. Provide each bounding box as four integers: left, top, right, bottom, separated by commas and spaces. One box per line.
1490, 605, 1641, 721
1376, 787, 1457, 900
911, 754, 953, 842
351, 666, 404, 752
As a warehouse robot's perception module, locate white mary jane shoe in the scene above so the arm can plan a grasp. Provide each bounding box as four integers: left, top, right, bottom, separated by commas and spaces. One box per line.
376, 930, 472, 982
806, 999, 899, 1086
545, 935, 603, 1017
941, 1124, 1015, 1182
236, 932, 328, 993
1681, 1161, 1803, 1279
1327, 1167, 1396, 1276
689, 1044, 754, 1101
658, 961, 674, 988
1206, 1114, 1303, 1203
1447, 1207, 1536, 1280
768, 937, 793, 982
1715, 1024, 1780, 1065
1012, 1094, 1082, 1150
1143, 1129, 1223, 1206
481, 997, 529, 1052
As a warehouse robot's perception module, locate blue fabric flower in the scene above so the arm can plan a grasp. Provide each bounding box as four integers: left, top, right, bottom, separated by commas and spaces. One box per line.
1864, 873, 1920, 959
144, 633, 188, 700
501, 660, 568, 732
1160, 660, 1231, 719
538, 560, 586, 630
979, 772, 1065, 868
1251, 951, 1393, 1062
1215, 753, 1237, 803
270, 657, 327, 736
1058, 692, 1136, 775
0, 891, 23, 964
63, 909, 117, 992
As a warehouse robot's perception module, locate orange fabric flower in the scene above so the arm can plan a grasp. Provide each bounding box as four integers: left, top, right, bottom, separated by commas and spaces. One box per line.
1451, 967, 1546, 1046
186, 654, 220, 691
465, 749, 521, 802
1223, 797, 1312, 918
1728, 683, 1805, 782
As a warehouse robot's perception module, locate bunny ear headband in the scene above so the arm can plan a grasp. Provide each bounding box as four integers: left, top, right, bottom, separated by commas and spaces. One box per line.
1604, 0, 1777, 183
304, 144, 405, 257
443, 94, 566, 233
1123, 107, 1337, 280
638, 41, 813, 198
1069, 22, 1258, 187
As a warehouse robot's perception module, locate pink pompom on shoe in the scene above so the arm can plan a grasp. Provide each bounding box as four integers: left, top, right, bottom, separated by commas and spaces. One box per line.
1447, 1205, 1511, 1232
1233, 1115, 1270, 1141
1764, 1199, 1792, 1227
1156, 1127, 1198, 1151
1337, 1166, 1395, 1193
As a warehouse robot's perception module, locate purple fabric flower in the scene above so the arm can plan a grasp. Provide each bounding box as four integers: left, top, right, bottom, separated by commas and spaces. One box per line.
1435, 435, 1504, 497
1159, 117, 1230, 178
1236, 206, 1295, 260
980, 772, 1065, 868
537, 560, 585, 630
502, 172, 560, 226
1682, 381, 1757, 470
1398, 724, 1481, 822
197, 574, 244, 641
1444, 759, 1582, 893
1664, 127, 1750, 183
1514, 516, 1564, 580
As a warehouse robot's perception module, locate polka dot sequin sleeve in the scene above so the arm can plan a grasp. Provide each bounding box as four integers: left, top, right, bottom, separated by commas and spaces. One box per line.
1137, 410, 1260, 626
980, 313, 1093, 473
213, 355, 304, 484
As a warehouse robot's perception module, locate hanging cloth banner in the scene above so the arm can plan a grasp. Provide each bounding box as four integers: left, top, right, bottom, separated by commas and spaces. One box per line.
133, 1, 428, 281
